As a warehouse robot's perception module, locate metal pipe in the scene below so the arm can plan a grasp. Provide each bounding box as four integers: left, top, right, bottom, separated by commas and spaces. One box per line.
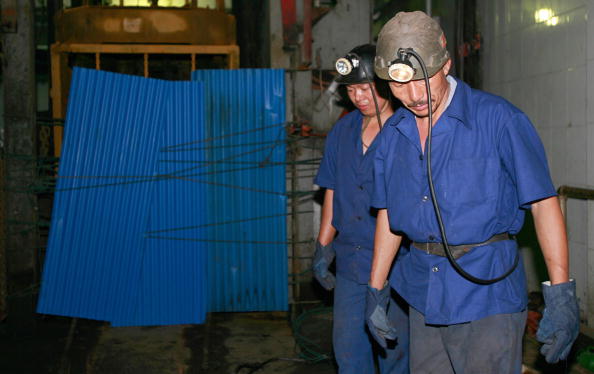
557, 186, 594, 200
426, 0, 432, 17
557, 185, 594, 222
556, 185, 594, 334
302, 0, 312, 65
288, 70, 300, 320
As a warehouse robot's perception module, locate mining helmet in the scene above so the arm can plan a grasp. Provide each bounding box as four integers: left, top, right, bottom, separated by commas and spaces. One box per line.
335, 44, 377, 84
375, 11, 450, 81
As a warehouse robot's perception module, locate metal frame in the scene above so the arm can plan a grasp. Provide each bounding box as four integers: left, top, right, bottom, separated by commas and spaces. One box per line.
50, 42, 239, 156
79, 0, 226, 9
557, 185, 594, 335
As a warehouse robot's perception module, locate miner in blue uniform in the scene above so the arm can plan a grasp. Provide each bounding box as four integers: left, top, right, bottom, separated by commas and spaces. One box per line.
365, 11, 579, 374
312, 44, 409, 374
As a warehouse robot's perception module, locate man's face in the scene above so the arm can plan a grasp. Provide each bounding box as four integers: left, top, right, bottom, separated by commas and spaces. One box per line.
346, 82, 388, 117
388, 59, 451, 118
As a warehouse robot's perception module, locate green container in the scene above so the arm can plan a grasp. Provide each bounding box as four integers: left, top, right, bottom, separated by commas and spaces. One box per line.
578, 346, 594, 372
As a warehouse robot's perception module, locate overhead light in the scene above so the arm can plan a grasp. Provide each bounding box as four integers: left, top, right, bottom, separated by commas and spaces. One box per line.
547, 16, 559, 26
535, 8, 558, 26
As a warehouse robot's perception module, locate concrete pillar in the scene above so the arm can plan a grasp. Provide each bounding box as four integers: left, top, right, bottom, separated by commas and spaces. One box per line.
1, 0, 38, 320
0, 158, 5, 321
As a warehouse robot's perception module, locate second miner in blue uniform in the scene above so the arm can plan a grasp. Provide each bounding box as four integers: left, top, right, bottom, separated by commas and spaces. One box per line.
313, 44, 409, 374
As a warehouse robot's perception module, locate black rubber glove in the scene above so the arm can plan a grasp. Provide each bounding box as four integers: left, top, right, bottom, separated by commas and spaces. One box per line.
365, 283, 397, 348
312, 241, 336, 290
536, 280, 580, 363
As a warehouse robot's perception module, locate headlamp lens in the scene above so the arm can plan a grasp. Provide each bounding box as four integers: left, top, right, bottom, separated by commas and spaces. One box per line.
335, 58, 353, 76
388, 63, 415, 82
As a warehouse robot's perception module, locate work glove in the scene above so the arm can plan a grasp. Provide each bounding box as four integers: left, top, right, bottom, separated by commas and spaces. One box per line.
536, 280, 580, 363
312, 241, 335, 290
365, 283, 397, 348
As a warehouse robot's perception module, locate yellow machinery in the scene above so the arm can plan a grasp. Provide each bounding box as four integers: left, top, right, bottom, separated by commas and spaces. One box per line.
51, 3, 239, 155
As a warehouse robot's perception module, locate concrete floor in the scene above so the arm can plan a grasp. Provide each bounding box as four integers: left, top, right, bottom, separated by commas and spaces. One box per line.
0, 302, 593, 374
0, 303, 336, 374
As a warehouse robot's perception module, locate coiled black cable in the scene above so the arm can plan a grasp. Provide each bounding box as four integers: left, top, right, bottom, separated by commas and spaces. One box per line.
405, 48, 518, 285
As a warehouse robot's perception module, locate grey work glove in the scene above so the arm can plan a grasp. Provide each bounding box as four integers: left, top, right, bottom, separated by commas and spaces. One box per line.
536, 280, 580, 363
365, 283, 397, 348
312, 241, 336, 290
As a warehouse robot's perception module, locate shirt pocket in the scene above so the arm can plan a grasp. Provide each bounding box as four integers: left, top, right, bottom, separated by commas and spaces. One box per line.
445, 157, 500, 206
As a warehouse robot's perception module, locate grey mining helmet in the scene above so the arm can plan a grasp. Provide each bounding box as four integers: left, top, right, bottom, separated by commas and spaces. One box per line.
375, 11, 450, 82
334, 44, 376, 84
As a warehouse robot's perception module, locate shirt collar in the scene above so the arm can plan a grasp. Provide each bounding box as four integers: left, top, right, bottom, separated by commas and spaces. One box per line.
444, 76, 472, 128
387, 75, 472, 129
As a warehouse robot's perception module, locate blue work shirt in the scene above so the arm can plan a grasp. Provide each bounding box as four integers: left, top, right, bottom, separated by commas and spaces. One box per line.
373, 77, 556, 325
315, 110, 379, 284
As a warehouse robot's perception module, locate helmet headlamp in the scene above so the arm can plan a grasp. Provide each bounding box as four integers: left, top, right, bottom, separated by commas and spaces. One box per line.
388, 49, 415, 82
335, 54, 360, 76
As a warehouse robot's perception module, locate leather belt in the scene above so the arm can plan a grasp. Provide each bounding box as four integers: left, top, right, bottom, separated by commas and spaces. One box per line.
412, 233, 514, 260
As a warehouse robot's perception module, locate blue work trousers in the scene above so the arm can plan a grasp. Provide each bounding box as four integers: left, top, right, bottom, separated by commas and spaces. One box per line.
333, 273, 409, 374
409, 306, 526, 374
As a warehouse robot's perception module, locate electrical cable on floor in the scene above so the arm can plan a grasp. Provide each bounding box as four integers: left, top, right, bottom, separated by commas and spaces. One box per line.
235, 358, 280, 374
291, 306, 334, 363
235, 356, 313, 374
57, 318, 78, 374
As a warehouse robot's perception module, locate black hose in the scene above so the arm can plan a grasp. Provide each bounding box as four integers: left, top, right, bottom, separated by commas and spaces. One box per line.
406, 49, 518, 285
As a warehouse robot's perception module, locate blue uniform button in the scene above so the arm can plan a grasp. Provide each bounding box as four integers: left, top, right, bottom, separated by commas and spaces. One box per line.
422, 195, 429, 202
419, 154, 424, 160
356, 216, 362, 221
359, 185, 364, 190
355, 245, 361, 250
428, 235, 435, 241
432, 266, 439, 272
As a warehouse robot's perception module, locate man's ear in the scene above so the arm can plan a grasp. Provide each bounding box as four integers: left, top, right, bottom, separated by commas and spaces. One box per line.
442, 59, 452, 76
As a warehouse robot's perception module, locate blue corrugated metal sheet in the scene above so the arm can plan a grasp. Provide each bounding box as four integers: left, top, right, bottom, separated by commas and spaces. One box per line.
112, 81, 207, 326
192, 69, 287, 312
37, 68, 207, 325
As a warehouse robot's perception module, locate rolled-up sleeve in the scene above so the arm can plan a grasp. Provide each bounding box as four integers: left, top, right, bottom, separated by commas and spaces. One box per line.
498, 112, 556, 208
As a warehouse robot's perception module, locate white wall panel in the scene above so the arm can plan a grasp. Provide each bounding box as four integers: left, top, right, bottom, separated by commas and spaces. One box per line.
550, 71, 567, 128
569, 241, 589, 319
566, 125, 588, 186
550, 127, 567, 184
568, 197, 589, 245
588, 124, 594, 187
479, 0, 592, 328
535, 78, 553, 129
311, 0, 371, 70
588, 200, 594, 326
565, 11, 587, 67
567, 65, 588, 127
